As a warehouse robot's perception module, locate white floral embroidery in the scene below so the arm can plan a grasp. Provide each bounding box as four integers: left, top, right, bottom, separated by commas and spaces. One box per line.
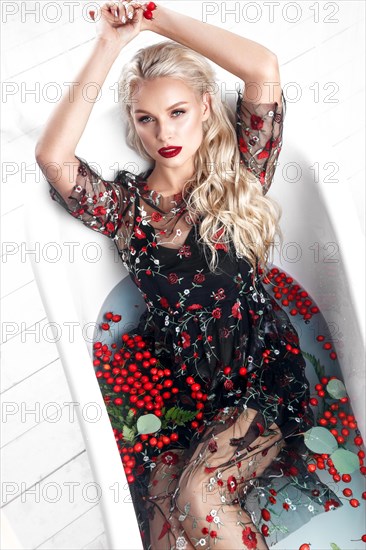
176, 536, 187, 549
213, 516, 221, 524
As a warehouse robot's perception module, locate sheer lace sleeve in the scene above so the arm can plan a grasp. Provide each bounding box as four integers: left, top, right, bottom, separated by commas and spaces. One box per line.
235, 87, 286, 195
47, 154, 132, 239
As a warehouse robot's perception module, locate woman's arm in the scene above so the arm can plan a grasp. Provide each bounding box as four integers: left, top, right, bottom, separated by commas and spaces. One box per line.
35, 1, 146, 202
149, 4, 281, 104
35, 38, 121, 162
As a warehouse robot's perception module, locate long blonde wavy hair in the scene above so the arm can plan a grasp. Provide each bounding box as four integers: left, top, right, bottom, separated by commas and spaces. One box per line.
118, 40, 283, 281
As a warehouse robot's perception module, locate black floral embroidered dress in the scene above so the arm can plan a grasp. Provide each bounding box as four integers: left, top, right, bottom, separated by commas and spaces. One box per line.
46, 88, 341, 549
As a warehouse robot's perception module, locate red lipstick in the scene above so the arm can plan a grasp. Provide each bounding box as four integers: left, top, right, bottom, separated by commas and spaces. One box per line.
158, 147, 182, 158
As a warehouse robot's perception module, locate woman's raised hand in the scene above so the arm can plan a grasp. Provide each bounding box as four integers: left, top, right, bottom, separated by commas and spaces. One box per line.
90, 1, 148, 47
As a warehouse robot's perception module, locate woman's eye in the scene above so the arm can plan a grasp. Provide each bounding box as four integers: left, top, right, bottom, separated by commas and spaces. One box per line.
138, 110, 185, 124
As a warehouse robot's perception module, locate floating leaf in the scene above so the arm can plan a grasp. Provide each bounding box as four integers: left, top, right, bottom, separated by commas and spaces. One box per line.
136, 413, 161, 434
304, 427, 338, 454
326, 379, 347, 399
330, 449, 359, 474
330, 544, 342, 550
122, 425, 136, 442
302, 350, 325, 379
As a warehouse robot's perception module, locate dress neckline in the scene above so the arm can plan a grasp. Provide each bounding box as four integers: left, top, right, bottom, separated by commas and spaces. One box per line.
136, 168, 185, 200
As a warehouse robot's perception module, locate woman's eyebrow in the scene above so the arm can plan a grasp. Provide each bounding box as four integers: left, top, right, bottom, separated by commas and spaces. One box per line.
133, 101, 189, 115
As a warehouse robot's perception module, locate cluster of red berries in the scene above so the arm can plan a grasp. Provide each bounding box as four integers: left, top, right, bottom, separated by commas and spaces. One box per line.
262, 267, 338, 362
306, 376, 366, 509
94, 313, 207, 483
142, 1, 157, 20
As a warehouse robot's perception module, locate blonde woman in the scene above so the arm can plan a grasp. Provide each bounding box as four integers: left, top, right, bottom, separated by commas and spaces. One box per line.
35, 2, 341, 549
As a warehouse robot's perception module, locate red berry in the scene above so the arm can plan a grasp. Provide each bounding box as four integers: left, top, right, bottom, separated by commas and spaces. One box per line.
299, 544, 311, 550
143, 9, 153, 19
350, 498, 360, 508
261, 509, 271, 521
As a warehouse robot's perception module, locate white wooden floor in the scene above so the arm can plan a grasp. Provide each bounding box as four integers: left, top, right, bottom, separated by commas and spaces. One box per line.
1, 1, 365, 549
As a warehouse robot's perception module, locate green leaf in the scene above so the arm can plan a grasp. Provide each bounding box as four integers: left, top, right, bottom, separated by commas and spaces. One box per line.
304, 427, 338, 454
302, 350, 325, 380
330, 449, 359, 474
136, 414, 162, 434
326, 379, 347, 399
330, 544, 342, 550
123, 425, 136, 442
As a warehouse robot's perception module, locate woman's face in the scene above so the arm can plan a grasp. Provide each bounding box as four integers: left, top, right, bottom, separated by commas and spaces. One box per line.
131, 77, 211, 170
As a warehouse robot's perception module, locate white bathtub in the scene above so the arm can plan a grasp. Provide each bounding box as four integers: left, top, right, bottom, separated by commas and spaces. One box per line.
26, 95, 365, 549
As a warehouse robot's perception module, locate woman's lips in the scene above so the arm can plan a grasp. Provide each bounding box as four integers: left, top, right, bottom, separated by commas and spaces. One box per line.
158, 147, 182, 158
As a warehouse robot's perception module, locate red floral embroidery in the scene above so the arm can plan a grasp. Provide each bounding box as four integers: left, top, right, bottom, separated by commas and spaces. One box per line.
324, 499, 341, 512
231, 301, 242, 320
187, 303, 203, 311
250, 114, 264, 131
151, 211, 163, 222
224, 379, 234, 391
212, 307, 222, 319
181, 331, 191, 349
242, 526, 258, 549
168, 273, 179, 284
161, 451, 179, 465
239, 136, 249, 154
159, 297, 169, 309
93, 205, 107, 216
193, 273, 205, 284
134, 226, 146, 239
105, 221, 115, 233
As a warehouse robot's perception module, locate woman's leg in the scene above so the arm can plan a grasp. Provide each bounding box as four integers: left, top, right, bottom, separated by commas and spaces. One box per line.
174, 407, 285, 550
146, 447, 196, 550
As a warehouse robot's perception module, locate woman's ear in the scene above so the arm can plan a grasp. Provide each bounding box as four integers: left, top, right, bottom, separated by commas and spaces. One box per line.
202, 91, 211, 121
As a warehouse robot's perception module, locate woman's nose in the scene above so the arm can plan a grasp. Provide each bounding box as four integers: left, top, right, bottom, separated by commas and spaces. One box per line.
156, 120, 173, 142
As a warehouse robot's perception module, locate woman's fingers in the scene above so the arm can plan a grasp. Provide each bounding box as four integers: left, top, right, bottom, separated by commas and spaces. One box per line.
119, 1, 144, 24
